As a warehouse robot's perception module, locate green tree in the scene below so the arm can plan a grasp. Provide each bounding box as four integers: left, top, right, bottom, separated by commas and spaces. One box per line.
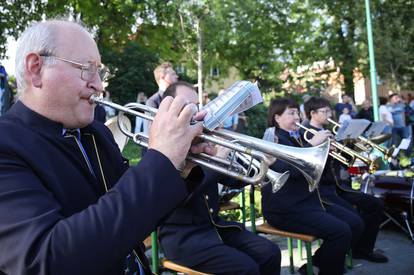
102, 41, 159, 105
0, 0, 44, 59
373, 0, 414, 91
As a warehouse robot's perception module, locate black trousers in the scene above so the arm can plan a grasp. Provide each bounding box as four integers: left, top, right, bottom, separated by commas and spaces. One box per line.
267, 203, 363, 275
337, 191, 384, 255
175, 228, 281, 275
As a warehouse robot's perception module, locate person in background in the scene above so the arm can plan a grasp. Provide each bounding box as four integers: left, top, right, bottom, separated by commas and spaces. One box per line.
147, 62, 178, 109
379, 96, 394, 147
338, 107, 352, 124
262, 98, 352, 275
0, 62, 13, 116
299, 94, 312, 123
159, 81, 281, 275
334, 94, 357, 119
134, 92, 147, 134
388, 93, 409, 148
304, 96, 387, 265
102, 90, 116, 120
142, 62, 178, 156
356, 100, 374, 122
94, 103, 106, 123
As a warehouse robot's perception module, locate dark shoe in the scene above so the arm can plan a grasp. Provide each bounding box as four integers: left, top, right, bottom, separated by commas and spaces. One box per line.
312, 259, 347, 274
298, 264, 315, 275
353, 251, 388, 263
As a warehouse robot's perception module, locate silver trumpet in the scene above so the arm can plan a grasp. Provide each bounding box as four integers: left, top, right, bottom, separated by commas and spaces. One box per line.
91, 95, 330, 192
327, 118, 395, 161
235, 152, 290, 193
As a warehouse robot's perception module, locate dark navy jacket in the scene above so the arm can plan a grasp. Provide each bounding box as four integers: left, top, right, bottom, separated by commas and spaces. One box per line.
0, 101, 190, 275
261, 128, 323, 225
159, 169, 244, 266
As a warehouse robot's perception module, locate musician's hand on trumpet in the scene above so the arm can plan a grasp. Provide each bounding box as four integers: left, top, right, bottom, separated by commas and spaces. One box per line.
148, 95, 215, 172
307, 129, 332, 146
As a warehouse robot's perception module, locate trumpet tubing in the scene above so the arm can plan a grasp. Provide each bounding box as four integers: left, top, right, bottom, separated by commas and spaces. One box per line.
296, 122, 379, 173
327, 118, 394, 161
91, 95, 329, 190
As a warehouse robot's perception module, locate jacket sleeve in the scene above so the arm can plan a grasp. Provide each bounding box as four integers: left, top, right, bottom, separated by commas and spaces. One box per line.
0, 149, 187, 275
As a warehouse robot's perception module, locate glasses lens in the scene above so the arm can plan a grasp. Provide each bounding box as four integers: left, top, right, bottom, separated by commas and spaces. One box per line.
81, 62, 97, 81
98, 66, 111, 81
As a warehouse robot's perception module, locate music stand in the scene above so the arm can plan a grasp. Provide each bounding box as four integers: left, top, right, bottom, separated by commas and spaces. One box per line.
365, 121, 387, 138
335, 119, 371, 141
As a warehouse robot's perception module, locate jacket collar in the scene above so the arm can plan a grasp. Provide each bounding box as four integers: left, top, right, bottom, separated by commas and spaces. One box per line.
7, 100, 95, 137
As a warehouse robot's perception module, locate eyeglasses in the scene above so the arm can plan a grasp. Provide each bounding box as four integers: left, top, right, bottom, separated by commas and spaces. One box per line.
285, 110, 300, 116
40, 54, 112, 82
317, 109, 332, 114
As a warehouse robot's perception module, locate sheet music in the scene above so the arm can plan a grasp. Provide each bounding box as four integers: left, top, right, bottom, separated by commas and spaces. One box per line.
365, 121, 387, 138
398, 138, 411, 150
335, 119, 371, 141
202, 81, 263, 130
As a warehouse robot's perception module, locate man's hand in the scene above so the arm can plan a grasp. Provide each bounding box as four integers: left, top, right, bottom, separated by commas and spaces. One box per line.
308, 130, 332, 146
148, 96, 214, 169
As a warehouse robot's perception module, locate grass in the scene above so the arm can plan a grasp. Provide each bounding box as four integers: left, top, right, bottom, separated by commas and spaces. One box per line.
122, 140, 142, 166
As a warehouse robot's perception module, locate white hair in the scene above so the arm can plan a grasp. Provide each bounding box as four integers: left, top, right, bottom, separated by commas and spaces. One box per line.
15, 19, 91, 97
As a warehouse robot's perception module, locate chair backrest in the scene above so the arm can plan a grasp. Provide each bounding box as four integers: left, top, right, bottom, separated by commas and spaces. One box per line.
104, 116, 131, 152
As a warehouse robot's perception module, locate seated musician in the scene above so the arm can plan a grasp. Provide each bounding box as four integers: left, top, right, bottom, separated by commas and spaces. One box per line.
159, 81, 281, 275
303, 96, 388, 263
261, 98, 354, 275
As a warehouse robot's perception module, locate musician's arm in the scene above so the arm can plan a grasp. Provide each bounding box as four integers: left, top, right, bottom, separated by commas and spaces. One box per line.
0, 149, 188, 275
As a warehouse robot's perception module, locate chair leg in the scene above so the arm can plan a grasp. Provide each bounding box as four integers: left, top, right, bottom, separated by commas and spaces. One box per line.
305, 241, 313, 275
297, 239, 303, 260
249, 185, 256, 234
151, 231, 159, 274
287, 237, 294, 274
347, 249, 353, 269
241, 189, 246, 226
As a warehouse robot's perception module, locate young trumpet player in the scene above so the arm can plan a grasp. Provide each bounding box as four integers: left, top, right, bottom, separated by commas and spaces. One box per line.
262, 98, 353, 275
303, 96, 388, 263
158, 81, 281, 275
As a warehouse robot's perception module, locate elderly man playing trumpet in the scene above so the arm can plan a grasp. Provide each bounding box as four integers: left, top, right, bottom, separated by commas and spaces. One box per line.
0, 19, 215, 275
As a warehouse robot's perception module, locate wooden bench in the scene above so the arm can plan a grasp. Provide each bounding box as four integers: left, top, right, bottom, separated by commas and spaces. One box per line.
257, 223, 316, 275
162, 259, 211, 275
219, 201, 241, 211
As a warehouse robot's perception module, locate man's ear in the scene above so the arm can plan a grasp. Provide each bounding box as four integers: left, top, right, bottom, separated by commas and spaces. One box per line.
25, 53, 44, 88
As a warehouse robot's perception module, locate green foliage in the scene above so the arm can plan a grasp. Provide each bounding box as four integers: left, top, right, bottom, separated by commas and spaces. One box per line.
219, 188, 263, 223
244, 104, 269, 138
373, 0, 414, 91
2, 0, 414, 93
0, 0, 44, 59
122, 140, 142, 166
101, 41, 159, 104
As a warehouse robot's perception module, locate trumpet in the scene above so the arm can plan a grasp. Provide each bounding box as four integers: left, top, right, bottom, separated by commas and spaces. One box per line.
235, 152, 290, 193
91, 95, 330, 191
327, 118, 395, 161
296, 122, 380, 173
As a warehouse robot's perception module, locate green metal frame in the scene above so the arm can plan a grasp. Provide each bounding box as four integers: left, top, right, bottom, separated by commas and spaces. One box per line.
249, 185, 256, 233
241, 189, 246, 225
151, 231, 159, 274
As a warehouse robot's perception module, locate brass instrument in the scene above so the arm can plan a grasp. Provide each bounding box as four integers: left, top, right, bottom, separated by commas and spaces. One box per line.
296, 122, 381, 173
91, 95, 330, 192
327, 118, 395, 161
235, 152, 290, 193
